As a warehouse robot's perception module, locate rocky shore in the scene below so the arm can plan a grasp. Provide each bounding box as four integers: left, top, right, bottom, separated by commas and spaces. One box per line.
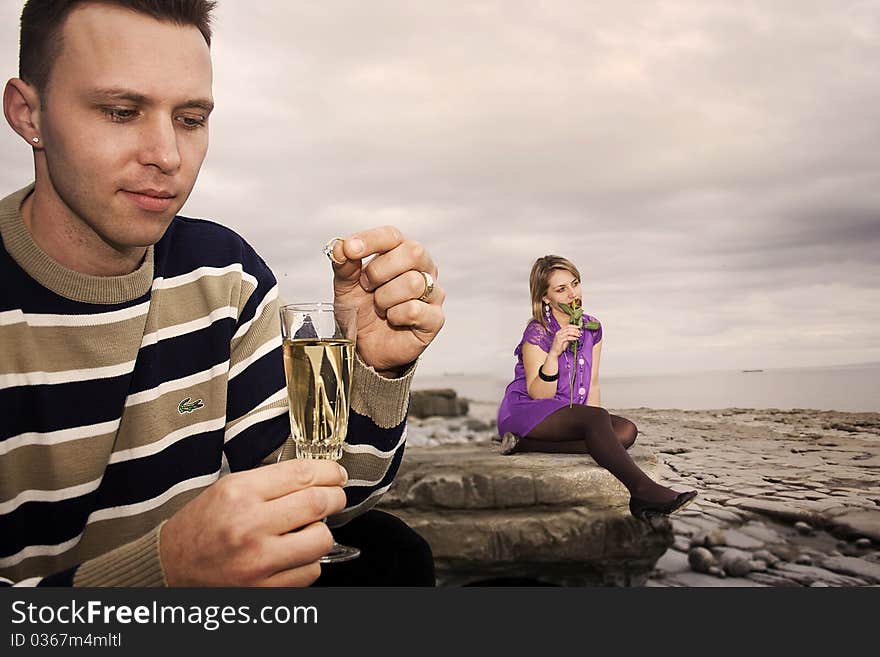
404, 398, 880, 587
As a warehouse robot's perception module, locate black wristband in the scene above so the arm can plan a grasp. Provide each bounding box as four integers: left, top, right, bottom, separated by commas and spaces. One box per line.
538, 365, 559, 382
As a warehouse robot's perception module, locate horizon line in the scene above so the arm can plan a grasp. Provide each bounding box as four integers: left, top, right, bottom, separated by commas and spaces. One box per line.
414, 359, 880, 380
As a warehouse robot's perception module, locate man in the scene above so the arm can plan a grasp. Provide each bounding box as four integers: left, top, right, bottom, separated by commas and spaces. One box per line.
0, 0, 445, 586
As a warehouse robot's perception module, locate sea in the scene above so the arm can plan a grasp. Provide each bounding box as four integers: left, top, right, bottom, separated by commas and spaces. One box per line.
411, 362, 880, 413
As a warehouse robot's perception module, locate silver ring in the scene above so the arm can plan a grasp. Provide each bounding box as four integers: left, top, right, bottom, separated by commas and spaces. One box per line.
322, 236, 345, 265
418, 271, 435, 301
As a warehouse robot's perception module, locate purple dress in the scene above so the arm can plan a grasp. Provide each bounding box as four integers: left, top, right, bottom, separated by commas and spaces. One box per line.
497, 311, 602, 437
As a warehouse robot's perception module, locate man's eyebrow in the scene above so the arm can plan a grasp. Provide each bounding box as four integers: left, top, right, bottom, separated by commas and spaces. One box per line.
89, 87, 148, 103
88, 88, 214, 112
182, 99, 215, 113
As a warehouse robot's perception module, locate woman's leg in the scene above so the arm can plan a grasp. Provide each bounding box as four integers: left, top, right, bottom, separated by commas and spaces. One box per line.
512, 410, 639, 453
521, 405, 677, 504
611, 414, 638, 449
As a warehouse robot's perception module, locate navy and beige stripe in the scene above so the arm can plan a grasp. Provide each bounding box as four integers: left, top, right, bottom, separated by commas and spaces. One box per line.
1, 185, 414, 587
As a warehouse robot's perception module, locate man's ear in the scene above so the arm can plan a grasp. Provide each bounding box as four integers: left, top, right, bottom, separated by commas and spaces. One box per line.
3, 78, 43, 148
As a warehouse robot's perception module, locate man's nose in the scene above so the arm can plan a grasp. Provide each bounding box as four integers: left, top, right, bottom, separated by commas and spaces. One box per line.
138, 117, 181, 174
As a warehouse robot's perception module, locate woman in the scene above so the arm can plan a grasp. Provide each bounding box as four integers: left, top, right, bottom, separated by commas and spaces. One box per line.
497, 255, 697, 520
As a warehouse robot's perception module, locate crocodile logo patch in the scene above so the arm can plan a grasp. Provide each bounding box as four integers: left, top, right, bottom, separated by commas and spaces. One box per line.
178, 397, 205, 414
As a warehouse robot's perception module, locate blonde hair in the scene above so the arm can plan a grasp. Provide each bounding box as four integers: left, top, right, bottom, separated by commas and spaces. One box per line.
529, 255, 581, 329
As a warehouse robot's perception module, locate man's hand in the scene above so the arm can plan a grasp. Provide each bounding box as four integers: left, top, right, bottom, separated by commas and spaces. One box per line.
159, 459, 347, 586
329, 227, 445, 375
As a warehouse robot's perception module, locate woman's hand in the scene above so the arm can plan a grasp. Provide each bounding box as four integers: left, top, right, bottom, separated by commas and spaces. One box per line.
548, 324, 583, 357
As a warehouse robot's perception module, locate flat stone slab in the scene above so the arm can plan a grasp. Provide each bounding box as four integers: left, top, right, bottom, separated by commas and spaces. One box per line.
820, 556, 880, 583
654, 548, 690, 575
379, 442, 673, 586
724, 498, 838, 525
825, 510, 880, 543
736, 521, 787, 544
771, 562, 867, 587
661, 571, 768, 587
721, 529, 766, 550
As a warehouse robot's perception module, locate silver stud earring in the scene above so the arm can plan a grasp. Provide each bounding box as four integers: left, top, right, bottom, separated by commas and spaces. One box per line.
32, 137, 40, 143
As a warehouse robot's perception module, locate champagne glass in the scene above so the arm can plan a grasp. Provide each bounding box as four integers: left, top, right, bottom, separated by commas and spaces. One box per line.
280, 302, 360, 563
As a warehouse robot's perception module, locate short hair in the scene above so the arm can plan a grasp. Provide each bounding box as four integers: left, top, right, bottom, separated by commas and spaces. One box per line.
19, 0, 217, 94
529, 255, 581, 329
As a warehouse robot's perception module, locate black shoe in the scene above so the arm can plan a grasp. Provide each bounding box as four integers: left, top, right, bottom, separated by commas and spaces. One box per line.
629, 490, 698, 521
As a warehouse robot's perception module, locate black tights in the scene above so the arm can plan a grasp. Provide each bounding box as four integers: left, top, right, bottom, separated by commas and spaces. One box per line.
520, 406, 677, 504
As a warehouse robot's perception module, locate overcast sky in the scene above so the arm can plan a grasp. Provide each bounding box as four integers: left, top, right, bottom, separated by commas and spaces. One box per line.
2, 1, 879, 379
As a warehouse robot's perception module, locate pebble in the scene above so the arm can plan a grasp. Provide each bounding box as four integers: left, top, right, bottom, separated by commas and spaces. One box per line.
795, 554, 813, 566
707, 566, 726, 578
855, 538, 873, 549
690, 529, 726, 547
752, 549, 780, 566
794, 521, 814, 536
768, 544, 801, 562
688, 547, 716, 573
720, 552, 752, 577
673, 536, 691, 552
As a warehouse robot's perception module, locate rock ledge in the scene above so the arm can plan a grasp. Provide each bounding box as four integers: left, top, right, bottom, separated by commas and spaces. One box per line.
378, 442, 673, 586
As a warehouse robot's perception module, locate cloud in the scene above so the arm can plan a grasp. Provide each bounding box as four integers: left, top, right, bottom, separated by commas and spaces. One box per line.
1, 1, 878, 379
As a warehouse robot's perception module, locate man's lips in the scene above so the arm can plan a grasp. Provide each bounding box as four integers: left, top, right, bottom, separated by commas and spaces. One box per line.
122, 189, 177, 212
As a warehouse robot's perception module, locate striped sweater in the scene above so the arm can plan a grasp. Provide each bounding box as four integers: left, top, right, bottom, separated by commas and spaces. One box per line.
0, 185, 413, 587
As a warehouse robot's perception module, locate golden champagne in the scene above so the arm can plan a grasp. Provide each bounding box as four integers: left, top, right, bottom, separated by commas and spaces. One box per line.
282, 337, 354, 460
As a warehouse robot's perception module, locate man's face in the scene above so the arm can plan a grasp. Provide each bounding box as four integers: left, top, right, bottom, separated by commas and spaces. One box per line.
37, 3, 213, 249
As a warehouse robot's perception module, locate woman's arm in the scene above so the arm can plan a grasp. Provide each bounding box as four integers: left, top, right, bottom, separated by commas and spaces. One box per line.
522, 323, 582, 399
586, 340, 602, 407
522, 342, 559, 399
